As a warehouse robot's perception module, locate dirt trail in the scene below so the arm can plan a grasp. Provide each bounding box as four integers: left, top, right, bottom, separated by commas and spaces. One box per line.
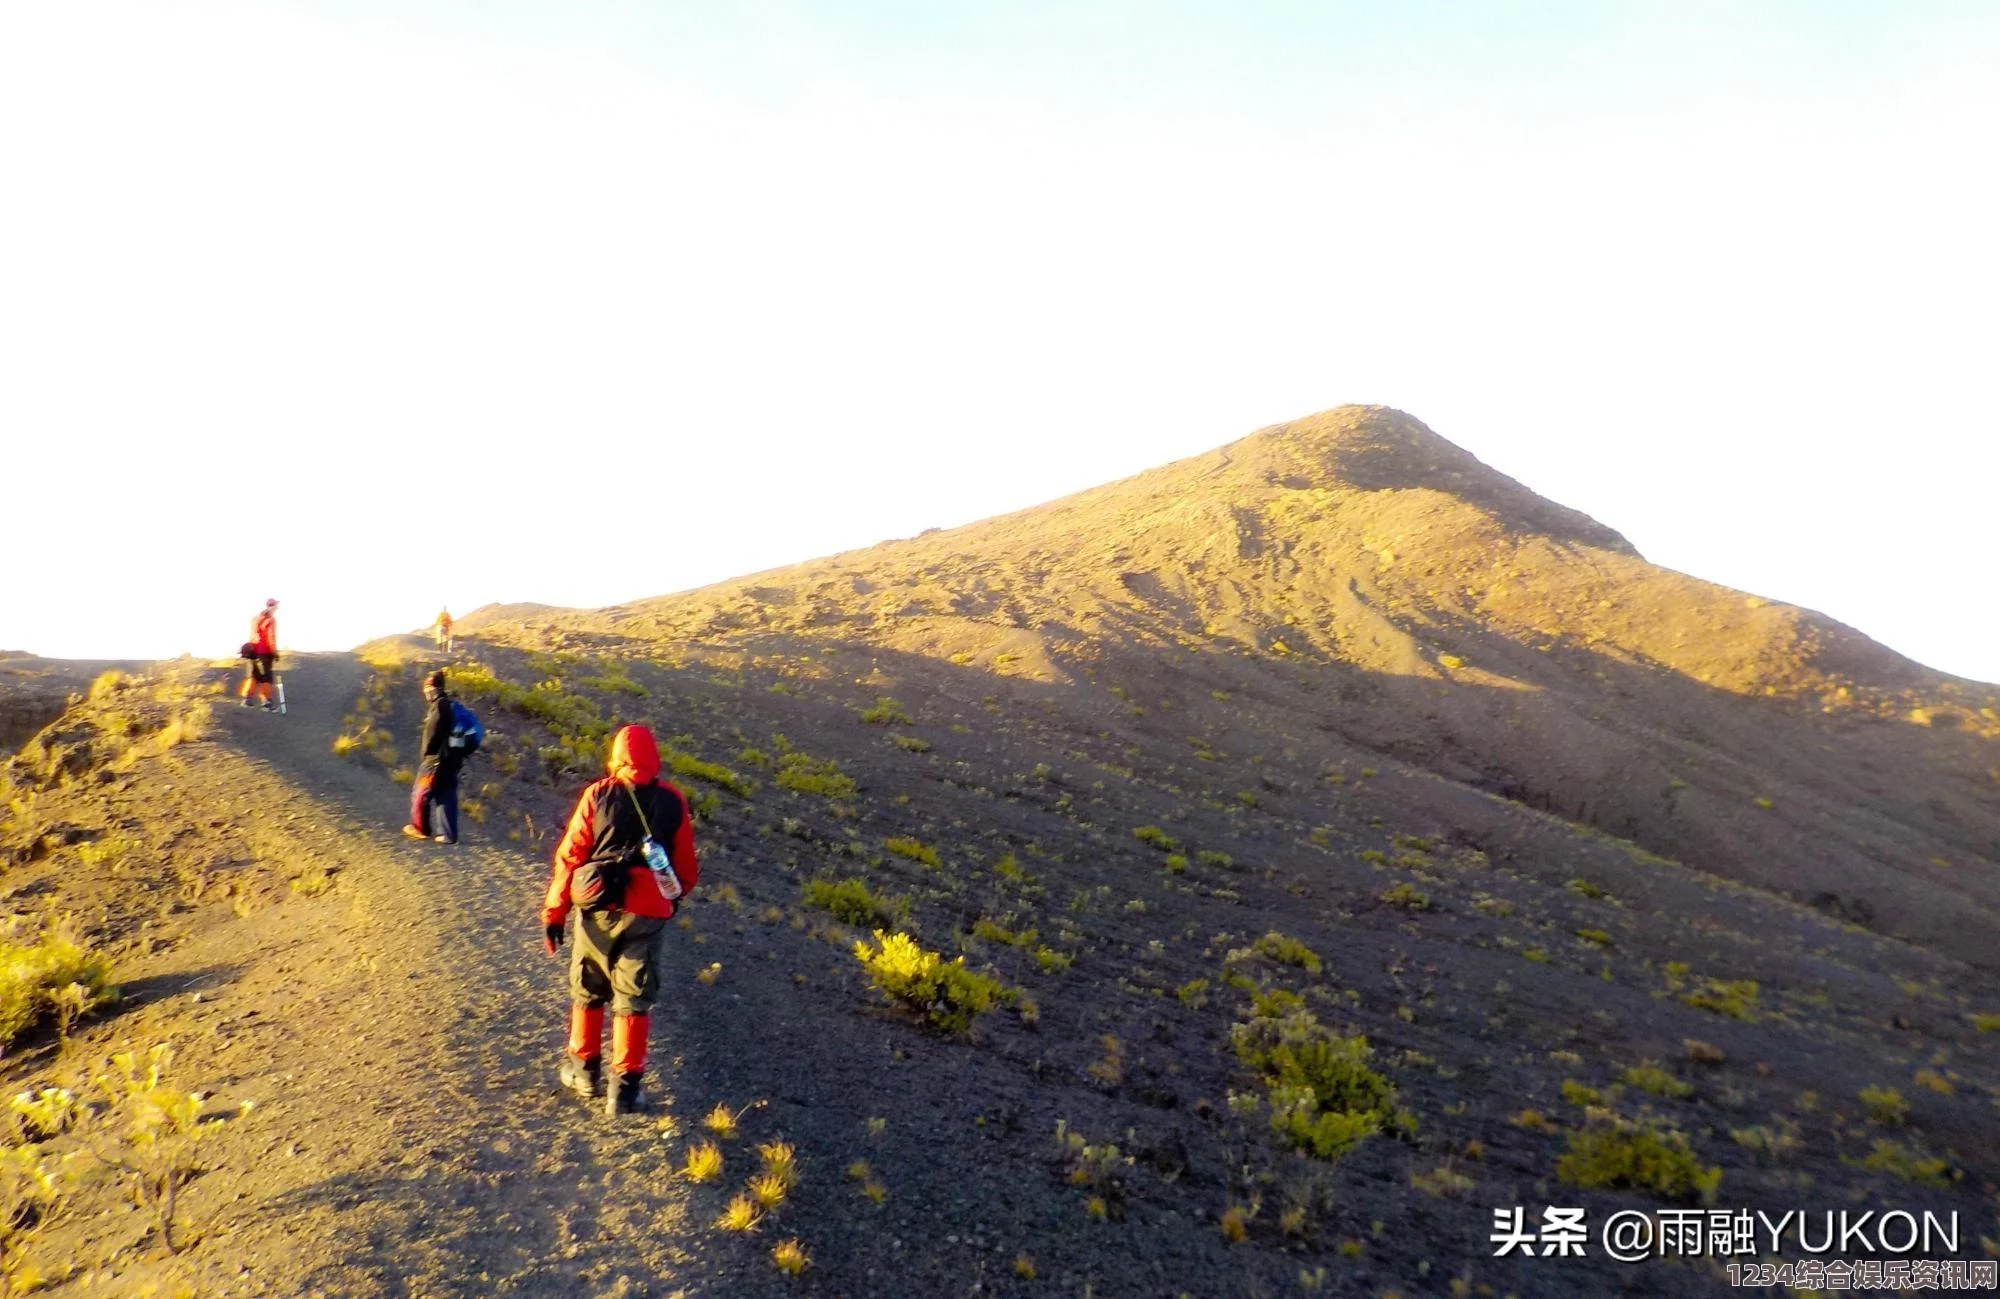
50, 653, 696, 1297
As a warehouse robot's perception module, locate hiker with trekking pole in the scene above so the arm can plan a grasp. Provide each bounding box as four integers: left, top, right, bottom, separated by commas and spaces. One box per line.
541, 724, 699, 1116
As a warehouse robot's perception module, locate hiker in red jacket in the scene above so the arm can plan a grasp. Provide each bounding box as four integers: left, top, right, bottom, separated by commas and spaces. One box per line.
240, 598, 279, 711
541, 724, 699, 1116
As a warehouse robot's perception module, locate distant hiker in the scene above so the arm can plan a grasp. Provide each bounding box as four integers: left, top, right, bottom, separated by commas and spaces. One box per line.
405, 670, 469, 844
541, 724, 699, 1116
239, 598, 279, 711
433, 607, 454, 653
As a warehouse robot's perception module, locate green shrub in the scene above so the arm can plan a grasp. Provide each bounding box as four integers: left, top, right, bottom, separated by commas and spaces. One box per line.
970, 918, 1037, 949
1176, 978, 1209, 1008
1232, 1010, 1403, 1161
859, 698, 912, 726
1556, 1123, 1721, 1203
804, 877, 902, 929
1622, 1063, 1693, 1099
1665, 966, 1760, 1020
1163, 854, 1187, 874
1560, 1080, 1602, 1107
1033, 946, 1074, 974
664, 748, 757, 798
1132, 826, 1178, 852
1575, 928, 1613, 948
1859, 1085, 1909, 1126
1379, 883, 1432, 910
1195, 850, 1234, 870
1857, 1139, 1957, 1188
1566, 878, 1608, 900
891, 734, 931, 753
885, 837, 940, 868
774, 750, 856, 800
1253, 932, 1322, 975
1968, 1012, 2000, 1033
853, 930, 1003, 1033
0, 918, 117, 1045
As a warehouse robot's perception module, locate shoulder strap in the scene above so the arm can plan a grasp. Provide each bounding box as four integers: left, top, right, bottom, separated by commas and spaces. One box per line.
621, 780, 656, 839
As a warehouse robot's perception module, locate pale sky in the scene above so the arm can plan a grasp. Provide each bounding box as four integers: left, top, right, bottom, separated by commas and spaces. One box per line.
3, 1, 1996, 683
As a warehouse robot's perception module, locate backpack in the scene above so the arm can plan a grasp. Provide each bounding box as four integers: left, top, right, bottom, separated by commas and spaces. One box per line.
447, 700, 484, 756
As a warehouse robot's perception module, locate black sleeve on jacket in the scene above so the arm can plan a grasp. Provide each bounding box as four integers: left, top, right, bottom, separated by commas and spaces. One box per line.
420, 695, 450, 759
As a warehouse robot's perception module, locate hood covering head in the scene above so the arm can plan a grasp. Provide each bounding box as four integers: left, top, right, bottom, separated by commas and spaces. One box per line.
424, 670, 446, 695
608, 724, 660, 784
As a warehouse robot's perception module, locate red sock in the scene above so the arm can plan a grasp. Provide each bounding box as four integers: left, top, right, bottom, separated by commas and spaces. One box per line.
612, 1014, 649, 1076
568, 1005, 604, 1061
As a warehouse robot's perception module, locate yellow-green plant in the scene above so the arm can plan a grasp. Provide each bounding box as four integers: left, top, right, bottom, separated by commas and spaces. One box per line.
1556, 1121, 1720, 1204
771, 1238, 810, 1274
852, 931, 1003, 1034
1253, 932, 1322, 974
884, 837, 940, 868
802, 878, 902, 929
84, 1044, 215, 1253
0, 918, 116, 1048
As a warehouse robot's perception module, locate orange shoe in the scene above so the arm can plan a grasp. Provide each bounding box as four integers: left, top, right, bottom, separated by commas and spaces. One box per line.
401, 825, 428, 840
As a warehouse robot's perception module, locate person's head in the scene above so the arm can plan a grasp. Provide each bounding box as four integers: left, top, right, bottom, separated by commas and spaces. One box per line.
607, 724, 660, 785
265, 598, 278, 610
424, 670, 446, 699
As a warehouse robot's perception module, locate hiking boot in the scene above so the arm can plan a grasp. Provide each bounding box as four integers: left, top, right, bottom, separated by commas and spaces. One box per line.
263, 702, 280, 712
239, 696, 253, 707
606, 1072, 647, 1117
401, 825, 428, 840
433, 834, 454, 844
558, 1053, 603, 1100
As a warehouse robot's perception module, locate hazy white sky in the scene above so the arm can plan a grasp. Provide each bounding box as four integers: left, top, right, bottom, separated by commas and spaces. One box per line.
3, 1, 1996, 682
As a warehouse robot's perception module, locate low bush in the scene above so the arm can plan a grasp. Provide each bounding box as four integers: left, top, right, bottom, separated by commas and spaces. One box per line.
853, 931, 1004, 1034
803, 878, 902, 929
0, 918, 116, 1047
1556, 1121, 1721, 1203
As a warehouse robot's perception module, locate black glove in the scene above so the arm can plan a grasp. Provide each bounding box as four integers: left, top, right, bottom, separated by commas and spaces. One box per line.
544, 922, 565, 956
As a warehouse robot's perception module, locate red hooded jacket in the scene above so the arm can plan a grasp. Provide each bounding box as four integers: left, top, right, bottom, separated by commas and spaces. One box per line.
250, 608, 277, 657
543, 725, 699, 925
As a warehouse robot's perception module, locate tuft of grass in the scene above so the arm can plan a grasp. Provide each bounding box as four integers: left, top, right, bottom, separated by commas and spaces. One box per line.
704, 1103, 741, 1139
1575, 928, 1613, 948
770, 1238, 810, 1275
1857, 1139, 1957, 1188
716, 1196, 762, 1232
1013, 1254, 1036, 1280
1556, 1122, 1720, 1203
774, 750, 856, 800
1968, 1013, 2000, 1033
1253, 932, 1322, 974
1621, 1063, 1693, 1099
1132, 825, 1179, 852
884, 837, 941, 868
663, 749, 756, 798
890, 734, 931, 753
1379, 883, 1432, 911
859, 698, 912, 726
1859, 1085, 1909, 1127
1220, 1205, 1250, 1242
682, 1141, 724, 1182
853, 930, 1004, 1034
757, 1140, 799, 1189
748, 1170, 789, 1210
0, 917, 117, 1047
802, 877, 902, 929
1033, 946, 1073, 975
1683, 1039, 1726, 1066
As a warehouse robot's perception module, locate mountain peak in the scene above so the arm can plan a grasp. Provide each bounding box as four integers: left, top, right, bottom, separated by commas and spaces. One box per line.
1227, 405, 1637, 555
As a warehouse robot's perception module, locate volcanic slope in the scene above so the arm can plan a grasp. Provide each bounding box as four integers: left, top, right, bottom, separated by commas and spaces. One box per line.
501, 405, 2000, 968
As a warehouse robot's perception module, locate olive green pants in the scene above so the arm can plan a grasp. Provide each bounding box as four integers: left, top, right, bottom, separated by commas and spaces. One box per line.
569, 910, 666, 1016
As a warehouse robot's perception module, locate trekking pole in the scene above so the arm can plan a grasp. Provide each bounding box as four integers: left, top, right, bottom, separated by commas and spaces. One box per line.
277, 675, 287, 715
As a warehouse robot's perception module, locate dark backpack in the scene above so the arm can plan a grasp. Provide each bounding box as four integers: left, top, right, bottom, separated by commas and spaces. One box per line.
447, 700, 484, 756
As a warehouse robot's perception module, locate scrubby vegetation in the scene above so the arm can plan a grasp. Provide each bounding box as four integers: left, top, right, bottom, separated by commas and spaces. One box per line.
853, 931, 1005, 1034
0, 917, 115, 1048
802, 877, 903, 929
1556, 1121, 1721, 1203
